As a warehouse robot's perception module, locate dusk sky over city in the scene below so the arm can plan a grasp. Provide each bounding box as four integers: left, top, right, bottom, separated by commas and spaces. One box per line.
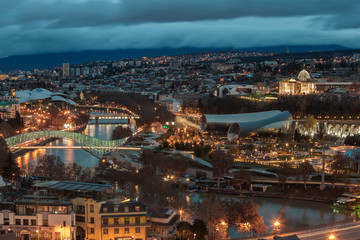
1, 0, 360, 58
3, 1, 360, 240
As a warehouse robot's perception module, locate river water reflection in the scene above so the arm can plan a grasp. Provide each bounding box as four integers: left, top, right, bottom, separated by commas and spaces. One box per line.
188, 193, 353, 238
16, 123, 125, 171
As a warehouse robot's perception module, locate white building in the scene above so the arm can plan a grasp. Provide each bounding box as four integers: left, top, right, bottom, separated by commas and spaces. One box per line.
0, 195, 76, 240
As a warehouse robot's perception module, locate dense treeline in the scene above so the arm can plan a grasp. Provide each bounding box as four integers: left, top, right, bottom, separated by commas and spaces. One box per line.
200, 95, 360, 117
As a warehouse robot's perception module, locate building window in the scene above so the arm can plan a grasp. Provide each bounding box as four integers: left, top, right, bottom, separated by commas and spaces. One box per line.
103, 229, 108, 235
103, 207, 108, 213
124, 206, 129, 212
43, 219, 48, 226
125, 228, 129, 234
4, 218, 9, 225
55, 232, 61, 240
114, 207, 118, 212
23, 219, 29, 225
31, 219, 36, 226
63, 221, 66, 227
90, 228, 95, 234
15, 219, 21, 225
90, 217, 94, 223
103, 219, 108, 226
125, 218, 130, 225
114, 218, 120, 226
135, 217, 140, 224
135, 206, 140, 212
135, 227, 140, 233
90, 205, 94, 213
114, 228, 119, 234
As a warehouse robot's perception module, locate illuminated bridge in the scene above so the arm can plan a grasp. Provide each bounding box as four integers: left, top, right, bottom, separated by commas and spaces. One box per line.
5, 130, 135, 155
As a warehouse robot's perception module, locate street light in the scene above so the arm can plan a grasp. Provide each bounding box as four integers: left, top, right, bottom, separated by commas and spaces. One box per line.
329, 233, 336, 239
179, 210, 183, 221
273, 220, 280, 235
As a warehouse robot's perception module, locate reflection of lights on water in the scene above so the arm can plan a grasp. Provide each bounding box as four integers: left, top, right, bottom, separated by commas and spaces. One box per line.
186, 196, 190, 205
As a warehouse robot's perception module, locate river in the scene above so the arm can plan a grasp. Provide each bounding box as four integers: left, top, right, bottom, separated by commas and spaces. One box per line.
15, 123, 352, 237
16, 123, 125, 172
188, 193, 353, 238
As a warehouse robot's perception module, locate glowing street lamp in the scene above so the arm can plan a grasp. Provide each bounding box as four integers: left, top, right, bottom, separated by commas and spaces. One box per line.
273, 220, 280, 235
329, 233, 336, 239
179, 210, 183, 221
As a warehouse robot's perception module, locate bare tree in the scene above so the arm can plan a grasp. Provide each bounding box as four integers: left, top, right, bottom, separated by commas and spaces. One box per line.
232, 167, 251, 191
298, 160, 314, 189
330, 153, 353, 188
210, 150, 234, 177
196, 194, 228, 240
277, 162, 294, 190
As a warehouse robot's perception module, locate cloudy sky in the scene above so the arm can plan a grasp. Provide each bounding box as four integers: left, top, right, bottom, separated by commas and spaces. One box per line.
1, 0, 360, 58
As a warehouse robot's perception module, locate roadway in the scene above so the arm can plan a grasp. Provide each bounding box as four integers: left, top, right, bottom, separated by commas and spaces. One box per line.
245, 222, 360, 240
298, 222, 360, 240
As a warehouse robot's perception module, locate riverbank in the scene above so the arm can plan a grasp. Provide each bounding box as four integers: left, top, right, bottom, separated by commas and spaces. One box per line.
208, 185, 344, 203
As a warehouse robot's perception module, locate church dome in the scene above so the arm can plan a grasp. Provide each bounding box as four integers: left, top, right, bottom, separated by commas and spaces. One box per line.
298, 69, 311, 81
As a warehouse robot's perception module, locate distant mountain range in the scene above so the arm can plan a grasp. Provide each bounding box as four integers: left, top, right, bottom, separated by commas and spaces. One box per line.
0, 44, 352, 72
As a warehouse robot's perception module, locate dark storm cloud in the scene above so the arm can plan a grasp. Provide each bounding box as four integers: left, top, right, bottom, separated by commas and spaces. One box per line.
2, 0, 359, 28
0, 0, 360, 58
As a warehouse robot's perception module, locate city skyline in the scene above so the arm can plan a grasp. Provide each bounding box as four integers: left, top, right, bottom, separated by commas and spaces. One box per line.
1, 0, 360, 58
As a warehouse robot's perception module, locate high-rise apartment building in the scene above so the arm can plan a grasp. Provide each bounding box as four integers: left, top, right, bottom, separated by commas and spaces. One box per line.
62, 63, 70, 78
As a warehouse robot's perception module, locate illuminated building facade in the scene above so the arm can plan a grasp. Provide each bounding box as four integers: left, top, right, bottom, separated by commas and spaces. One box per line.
0, 195, 75, 240
72, 198, 150, 240
278, 69, 316, 95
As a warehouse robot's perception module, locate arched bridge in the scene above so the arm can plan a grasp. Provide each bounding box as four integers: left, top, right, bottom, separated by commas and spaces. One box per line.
5, 131, 131, 155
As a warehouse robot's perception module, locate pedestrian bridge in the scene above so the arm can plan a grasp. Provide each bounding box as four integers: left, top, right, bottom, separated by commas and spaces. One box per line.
5, 130, 130, 155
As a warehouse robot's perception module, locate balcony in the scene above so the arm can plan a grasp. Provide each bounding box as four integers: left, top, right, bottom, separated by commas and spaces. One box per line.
102, 221, 151, 228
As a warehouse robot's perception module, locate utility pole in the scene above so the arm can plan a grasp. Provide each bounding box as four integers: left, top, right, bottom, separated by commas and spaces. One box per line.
320, 146, 325, 191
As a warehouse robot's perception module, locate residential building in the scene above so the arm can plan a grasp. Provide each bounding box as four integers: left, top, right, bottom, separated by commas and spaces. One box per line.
72, 198, 150, 240
0, 195, 76, 240
147, 206, 179, 240
0, 95, 20, 119
62, 63, 70, 78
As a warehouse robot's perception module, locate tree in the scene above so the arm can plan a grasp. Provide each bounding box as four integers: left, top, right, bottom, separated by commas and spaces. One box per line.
277, 162, 294, 190
229, 201, 267, 239
31, 155, 66, 180
162, 140, 170, 148
0, 122, 16, 138
191, 219, 208, 240
0, 137, 9, 169
1, 151, 20, 181
227, 146, 240, 155
176, 222, 193, 240
210, 150, 233, 177
196, 194, 228, 240
330, 153, 353, 188
298, 160, 314, 189
232, 167, 251, 190
111, 126, 132, 140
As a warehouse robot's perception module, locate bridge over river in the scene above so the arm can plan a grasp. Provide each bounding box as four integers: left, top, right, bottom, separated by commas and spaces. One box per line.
6, 130, 133, 155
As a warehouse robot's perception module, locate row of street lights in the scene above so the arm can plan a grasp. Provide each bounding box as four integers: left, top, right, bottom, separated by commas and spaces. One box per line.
273, 220, 336, 239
